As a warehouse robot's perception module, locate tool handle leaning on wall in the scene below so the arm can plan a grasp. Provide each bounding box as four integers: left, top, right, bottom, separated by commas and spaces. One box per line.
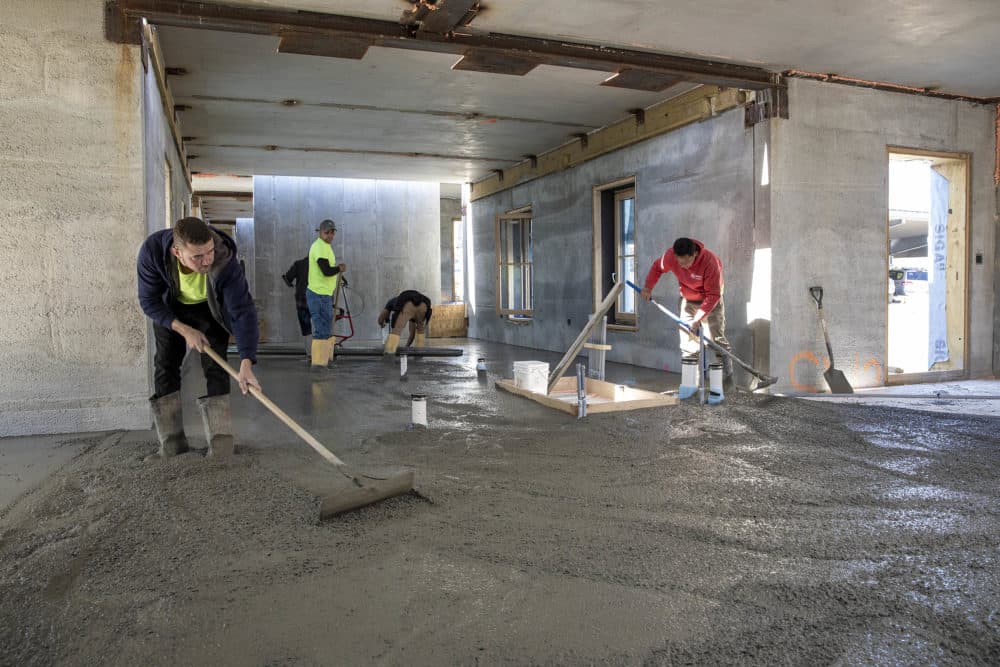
625, 280, 778, 389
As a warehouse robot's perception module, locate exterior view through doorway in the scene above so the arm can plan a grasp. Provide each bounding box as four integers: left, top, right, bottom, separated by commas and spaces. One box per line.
886, 149, 969, 383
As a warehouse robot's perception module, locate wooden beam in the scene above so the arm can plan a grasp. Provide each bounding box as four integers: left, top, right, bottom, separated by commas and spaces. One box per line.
547, 282, 624, 394
142, 22, 192, 188
471, 85, 744, 201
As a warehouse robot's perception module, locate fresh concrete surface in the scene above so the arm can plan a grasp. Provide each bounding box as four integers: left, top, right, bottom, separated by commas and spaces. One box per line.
3, 339, 999, 664
795, 378, 1000, 418
0, 435, 98, 509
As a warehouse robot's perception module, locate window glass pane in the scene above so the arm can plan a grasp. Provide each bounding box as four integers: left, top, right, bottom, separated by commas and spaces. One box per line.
621, 198, 635, 255
453, 219, 464, 302
620, 256, 636, 313
498, 213, 533, 314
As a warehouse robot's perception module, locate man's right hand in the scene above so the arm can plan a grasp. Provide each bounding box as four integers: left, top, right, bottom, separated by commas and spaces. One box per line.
172, 320, 209, 352
640, 287, 652, 302
337, 263, 347, 273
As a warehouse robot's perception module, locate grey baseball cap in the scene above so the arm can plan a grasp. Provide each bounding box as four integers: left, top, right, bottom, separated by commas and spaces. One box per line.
317, 219, 337, 232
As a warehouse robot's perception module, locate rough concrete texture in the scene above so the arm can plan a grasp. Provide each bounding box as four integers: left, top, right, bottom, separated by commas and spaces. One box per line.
252, 176, 441, 344
469, 108, 756, 382
0, 0, 148, 436
770, 79, 997, 392
2, 341, 998, 664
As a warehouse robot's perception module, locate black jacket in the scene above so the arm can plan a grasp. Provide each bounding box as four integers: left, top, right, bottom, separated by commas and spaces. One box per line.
282, 257, 309, 309
137, 227, 258, 362
384, 290, 433, 327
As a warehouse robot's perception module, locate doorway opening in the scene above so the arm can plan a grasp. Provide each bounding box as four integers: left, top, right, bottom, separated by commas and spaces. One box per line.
886, 149, 969, 383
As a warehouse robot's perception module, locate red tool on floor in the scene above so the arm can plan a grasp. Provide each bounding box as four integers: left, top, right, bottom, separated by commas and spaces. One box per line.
332, 277, 358, 347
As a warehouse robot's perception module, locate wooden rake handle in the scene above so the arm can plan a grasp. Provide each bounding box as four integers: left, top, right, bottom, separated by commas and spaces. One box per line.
201, 347, 346, 467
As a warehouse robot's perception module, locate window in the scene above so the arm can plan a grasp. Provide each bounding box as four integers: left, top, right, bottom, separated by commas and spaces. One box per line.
164, 157, 173, 228
593, 177, 637, 328
495, 207, 533, 318
452, 218, 465, 302
614, 187, 636, 323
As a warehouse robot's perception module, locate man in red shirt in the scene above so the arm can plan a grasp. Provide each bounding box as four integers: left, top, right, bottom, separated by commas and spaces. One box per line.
640, 237, 733, 382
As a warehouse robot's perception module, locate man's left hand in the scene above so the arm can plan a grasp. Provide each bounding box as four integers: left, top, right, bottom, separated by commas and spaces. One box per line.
237, 359, 261, 395
689, 319, 703, 336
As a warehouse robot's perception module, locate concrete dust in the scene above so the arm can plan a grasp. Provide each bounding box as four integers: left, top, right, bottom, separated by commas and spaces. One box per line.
2, 365, 1000, 664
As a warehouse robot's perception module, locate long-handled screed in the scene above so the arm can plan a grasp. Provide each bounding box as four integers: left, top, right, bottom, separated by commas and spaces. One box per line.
203, 347, 414, 516
625, 280, 778, 391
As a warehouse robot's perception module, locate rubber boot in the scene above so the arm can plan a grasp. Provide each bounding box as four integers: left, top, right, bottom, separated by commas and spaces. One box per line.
707, 362, 725, 405
311, 337, 331, 372
302, 334, 313, 362
414, 332, 426, 348
678, 356, 699, 399
150, 391, 190, 457
197, 394, 234, 458
327, 338, 336, 367
384, 332, 400, 355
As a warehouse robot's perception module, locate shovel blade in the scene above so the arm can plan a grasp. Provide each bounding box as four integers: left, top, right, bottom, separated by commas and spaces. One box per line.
824, 368, 854, 394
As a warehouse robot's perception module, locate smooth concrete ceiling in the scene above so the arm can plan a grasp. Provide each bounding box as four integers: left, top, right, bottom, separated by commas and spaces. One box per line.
156, 0, 1000, 184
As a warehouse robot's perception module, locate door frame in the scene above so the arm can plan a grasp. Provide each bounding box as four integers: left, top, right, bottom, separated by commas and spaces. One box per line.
885, 146, 971, 385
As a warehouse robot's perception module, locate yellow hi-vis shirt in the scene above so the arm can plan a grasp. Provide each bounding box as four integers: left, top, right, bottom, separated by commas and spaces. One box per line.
307, 237, 338, 296
176, 262, 208, 304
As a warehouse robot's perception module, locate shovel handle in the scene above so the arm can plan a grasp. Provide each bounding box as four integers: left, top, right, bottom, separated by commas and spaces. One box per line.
201, 347, 346, 467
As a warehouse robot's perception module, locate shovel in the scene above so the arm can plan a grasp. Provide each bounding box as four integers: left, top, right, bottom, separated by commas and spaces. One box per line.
203, 347, 415, 517
808, 286, 854, 394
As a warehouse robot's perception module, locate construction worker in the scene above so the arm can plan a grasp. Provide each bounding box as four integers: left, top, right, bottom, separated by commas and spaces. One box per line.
379, 290, 433, 353
306, 219, 346, 370
640, 237, 733, 386
282, 255, 312, 358
137, 216, 260, 459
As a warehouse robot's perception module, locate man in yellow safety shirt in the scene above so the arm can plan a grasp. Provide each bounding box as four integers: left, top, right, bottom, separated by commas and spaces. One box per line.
137, 216, 261, 459
306, 219, 346, 370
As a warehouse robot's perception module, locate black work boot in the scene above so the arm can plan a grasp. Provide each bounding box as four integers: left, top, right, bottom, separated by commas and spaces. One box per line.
150, 392, 190, 457
197, 394, 235, 458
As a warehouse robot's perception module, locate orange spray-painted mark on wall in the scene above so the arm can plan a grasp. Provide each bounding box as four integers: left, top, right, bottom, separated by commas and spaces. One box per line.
789, 350, 886, 391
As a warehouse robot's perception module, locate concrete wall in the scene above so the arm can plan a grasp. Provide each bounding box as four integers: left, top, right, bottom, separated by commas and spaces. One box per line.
468, 108, 757, 376
0, 0, 149, 436
252, 176, 441, 344
770, 79, 997, 391
440, 196, 462, 301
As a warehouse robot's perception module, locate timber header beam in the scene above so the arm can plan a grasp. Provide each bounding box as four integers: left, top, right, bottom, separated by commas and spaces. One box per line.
106, 0, 779, 90
470, 85, 751, 201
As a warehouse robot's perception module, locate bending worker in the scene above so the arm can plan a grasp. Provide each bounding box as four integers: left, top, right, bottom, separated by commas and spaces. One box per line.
306, 219, 346, 370
282, 255, 311, 358
640, 237, 733, 385
379, 289, 433, 354
137, 216, 260, 459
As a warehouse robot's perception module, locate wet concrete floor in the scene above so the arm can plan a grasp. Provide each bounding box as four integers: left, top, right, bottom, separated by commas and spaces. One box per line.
1, 339, 998, 665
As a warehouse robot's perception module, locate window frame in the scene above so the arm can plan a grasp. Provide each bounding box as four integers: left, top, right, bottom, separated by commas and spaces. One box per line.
592, 176, 638, 331
495, 206, 534, 319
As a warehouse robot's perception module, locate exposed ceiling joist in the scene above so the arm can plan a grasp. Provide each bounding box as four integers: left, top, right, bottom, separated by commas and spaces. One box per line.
106, 0, 780, 90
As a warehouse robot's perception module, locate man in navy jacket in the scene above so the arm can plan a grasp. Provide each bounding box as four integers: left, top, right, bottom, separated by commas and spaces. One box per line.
137, 217, 260, 458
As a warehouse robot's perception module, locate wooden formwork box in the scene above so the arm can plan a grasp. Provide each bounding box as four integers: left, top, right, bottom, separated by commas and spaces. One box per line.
495, 282, 678, 415
429, 303, 468, 338
496, 376, 677, 415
